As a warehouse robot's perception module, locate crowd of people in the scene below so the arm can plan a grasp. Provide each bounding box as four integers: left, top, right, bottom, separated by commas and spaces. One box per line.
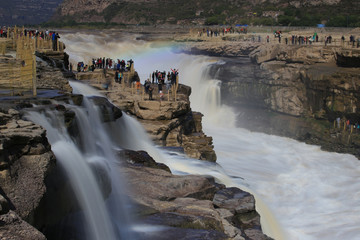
0, 26, 61, 51
260, 31, 360, 47
74, 57, 180, 101
198, 27, 247, 37
76, 58, 133, 73
151, 69, 178, 85
142, 69, 179, 100
335, 117, 360, 133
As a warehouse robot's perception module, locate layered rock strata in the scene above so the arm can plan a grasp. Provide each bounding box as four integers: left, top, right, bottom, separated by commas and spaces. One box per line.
76, 70, 217, 162
0, 108, 55, 239
121, 149, 271, 240
188, 40, 360, 158
181, 41, 261, 57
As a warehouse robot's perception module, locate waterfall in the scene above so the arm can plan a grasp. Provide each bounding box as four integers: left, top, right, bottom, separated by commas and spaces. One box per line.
24, 93, 134, 240
180, 58, 360, 240
59, 31, 360, 240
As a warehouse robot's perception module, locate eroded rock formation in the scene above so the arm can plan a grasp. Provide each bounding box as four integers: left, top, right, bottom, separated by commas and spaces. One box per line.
75, 69, 217, 162
0, 108, 55, 239
121, 149, 271, 240
192, 39, 360, 158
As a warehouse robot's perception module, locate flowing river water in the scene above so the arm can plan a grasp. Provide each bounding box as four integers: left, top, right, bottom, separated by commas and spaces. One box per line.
56, 31, 360, 240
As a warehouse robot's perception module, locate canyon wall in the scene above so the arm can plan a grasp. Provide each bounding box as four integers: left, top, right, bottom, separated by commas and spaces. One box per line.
186, 40, 360, 158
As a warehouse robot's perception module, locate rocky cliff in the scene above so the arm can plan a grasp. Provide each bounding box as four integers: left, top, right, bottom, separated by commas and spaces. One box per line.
0, 107, 55, 239
185, 37, 360, 158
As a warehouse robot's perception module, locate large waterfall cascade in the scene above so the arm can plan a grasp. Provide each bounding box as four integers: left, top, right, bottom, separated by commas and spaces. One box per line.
46, 31, 360, 240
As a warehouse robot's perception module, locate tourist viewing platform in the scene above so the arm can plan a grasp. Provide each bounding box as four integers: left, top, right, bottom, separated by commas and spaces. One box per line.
0, 26, 65, 97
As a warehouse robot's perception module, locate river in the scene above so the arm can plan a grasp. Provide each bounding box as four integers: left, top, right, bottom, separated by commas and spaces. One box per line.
60, 30, 360, 240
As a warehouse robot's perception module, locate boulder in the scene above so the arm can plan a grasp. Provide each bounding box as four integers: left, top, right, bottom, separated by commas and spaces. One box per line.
216, 208, 244, 240
89, 96, 123, 121
0, 211, 46, 240
213, 187, 271, 240
213, 187, 255, 214
118, 149, 171, 172
142, 199, 225, 232
123, 166, 218, 203
120, 157, 270, 239
0, 109, 56, 231
134, 100, 190, 120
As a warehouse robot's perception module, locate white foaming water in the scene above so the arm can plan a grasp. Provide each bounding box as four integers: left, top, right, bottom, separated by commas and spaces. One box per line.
71, 80, 104, 97
25, 94, 135, 240
61, 31, 360, 240
25, 111, 116, 240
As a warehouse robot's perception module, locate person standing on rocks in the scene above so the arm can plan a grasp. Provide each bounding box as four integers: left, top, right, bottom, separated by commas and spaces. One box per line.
144, 79, 151, 93
119, 71, 123, 84
159, 90, 164, 101
115, 69, 119, 83
52, 32, 60, 51
136, 80, 141, 94
148, 86, 153, 100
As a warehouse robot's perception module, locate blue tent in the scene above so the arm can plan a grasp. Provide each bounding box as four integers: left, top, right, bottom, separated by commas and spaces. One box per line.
317, 24, 325, 28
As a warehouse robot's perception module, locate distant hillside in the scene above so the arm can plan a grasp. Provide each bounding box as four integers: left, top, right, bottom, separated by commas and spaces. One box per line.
0, 0, 63, 26
50, 0, 360, 27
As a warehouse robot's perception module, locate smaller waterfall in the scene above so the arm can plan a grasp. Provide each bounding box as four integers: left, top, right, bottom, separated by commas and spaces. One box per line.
178, 59, 237, 128
25, 94, 135, 240
25, 110, 117, 240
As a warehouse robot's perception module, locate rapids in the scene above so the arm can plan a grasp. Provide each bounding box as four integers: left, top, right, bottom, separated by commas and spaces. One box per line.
58, 31, 360, 240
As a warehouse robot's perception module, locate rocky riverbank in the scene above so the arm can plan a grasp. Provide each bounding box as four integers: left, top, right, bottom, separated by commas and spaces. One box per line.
0, 43, 271, 239
179, 29, 360, 159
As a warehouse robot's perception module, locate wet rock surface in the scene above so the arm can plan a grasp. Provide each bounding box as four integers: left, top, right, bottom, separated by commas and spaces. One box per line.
120, 150, 271, 240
